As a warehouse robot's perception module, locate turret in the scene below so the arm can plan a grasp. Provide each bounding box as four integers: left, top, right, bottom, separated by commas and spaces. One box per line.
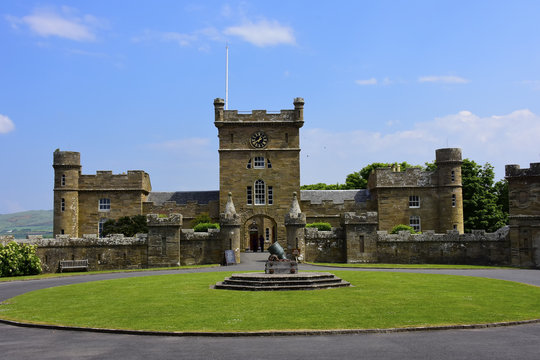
435, 148, 464, 232
53, 150, 81, 237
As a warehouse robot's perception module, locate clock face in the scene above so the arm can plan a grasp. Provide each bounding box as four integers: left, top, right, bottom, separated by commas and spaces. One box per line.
250, 131, 268, 148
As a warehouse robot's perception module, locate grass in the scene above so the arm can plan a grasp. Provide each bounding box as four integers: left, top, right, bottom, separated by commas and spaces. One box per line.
306, 262, 514, 269
0, 264, 219, 282
1, 271, 539, 332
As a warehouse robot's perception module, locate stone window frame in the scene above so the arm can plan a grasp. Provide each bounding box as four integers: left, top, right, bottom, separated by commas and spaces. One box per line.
246, 159, 252, 169
452, 194, 456, 207
409, 215, 421, 232
247, 186, 253, 205
268, 185, 273, 205
254, 179, 266, 205
267, 158, 272, 168
451, 170, 455, 182
99, 198, 111, 212
408, 195, 420, 208
98, 218, 108, 238
254, 156, 265, 169
265, 228, 270, 242
61, 198, 65, 212
61, 174, 66, 186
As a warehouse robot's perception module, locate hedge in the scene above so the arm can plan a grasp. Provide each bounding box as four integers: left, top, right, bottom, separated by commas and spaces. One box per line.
306, 222, 332, 231
193, 223, 220, 232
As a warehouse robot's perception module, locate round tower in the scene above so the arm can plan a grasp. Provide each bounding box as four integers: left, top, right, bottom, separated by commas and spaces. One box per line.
435, 148, 464, 233
53, 150, 81, 237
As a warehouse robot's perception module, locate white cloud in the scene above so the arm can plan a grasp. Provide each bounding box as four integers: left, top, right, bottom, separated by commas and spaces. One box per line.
0, 114, 15, 134
6, 7, 103, 41
355, 78, 377, 85
418, 75, 470, 84
301, 109, 540, 184
224, 19, 295, 47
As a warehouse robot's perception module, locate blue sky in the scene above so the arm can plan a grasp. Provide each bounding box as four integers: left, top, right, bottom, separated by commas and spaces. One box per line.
1, 1, 540, 214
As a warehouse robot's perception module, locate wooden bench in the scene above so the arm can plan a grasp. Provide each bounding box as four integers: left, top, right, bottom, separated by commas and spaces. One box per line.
59, 259, 89, 273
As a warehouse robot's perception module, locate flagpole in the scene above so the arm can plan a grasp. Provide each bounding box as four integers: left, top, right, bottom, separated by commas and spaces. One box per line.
225, 43, 229, 110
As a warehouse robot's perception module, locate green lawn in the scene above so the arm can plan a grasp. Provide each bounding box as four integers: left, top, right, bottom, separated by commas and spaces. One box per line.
307, 262, 514, 269
0, 264, 219, 282
1, 271, 539, 332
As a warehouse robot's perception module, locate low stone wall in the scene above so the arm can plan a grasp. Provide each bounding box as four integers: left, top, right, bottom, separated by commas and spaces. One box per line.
304, 227, 346, 263
376, 227, 510, 265
6, 234, 148, 273
181, 229, 223, 265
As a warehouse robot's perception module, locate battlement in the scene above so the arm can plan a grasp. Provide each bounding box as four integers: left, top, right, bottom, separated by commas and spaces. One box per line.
435, 148, 462, 164
214, 97, 304, 126
78, 170, 151, 192
505, 163, 540, 177
368, 167, 434, 188
53, 150, 81, 167
147, 213, 183, 227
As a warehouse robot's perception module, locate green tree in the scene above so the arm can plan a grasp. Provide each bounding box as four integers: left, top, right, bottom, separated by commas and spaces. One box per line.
461, 159, 507, 232
102, 215, 148, 237
191, 213, 213, 227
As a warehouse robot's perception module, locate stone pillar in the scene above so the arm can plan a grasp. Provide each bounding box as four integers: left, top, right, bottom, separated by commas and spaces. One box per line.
147, 213, 182, 268
284, 192, 306, 260
341, 212, 378, 263
220, 192, 241, 263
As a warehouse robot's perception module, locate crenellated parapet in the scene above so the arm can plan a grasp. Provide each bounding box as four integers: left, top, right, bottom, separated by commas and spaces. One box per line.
146, 213, 183, 227
505, 163, 540, 178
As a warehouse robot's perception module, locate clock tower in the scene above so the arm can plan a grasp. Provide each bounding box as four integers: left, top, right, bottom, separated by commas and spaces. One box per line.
214, 97, 304, 251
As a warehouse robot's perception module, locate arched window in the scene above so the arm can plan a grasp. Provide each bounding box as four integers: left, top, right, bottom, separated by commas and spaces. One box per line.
267, 159, 272, 168
247, 159, 252, 169
452, 194, 456, 207
254, 179, 265, 205
451, 170, 455, 182
61, 198, 65, 212
254, 157, 265, 169
61, 174, 66, 186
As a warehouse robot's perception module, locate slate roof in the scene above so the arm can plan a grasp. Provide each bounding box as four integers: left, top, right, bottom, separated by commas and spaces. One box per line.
147, 191, 219, 205
300, 189, 370, 204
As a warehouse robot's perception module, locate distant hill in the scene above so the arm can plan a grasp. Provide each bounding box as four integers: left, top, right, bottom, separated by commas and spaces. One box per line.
0, 210, 53, 239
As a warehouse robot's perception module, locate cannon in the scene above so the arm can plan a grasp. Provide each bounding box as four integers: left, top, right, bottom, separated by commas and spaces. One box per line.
267, 241, 287, 260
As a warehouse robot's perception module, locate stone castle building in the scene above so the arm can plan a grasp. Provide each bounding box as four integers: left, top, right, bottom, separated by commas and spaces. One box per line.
53, 98, 464, 254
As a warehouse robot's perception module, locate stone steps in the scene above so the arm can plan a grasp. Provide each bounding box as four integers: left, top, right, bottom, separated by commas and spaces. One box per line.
213, 272, 351, 291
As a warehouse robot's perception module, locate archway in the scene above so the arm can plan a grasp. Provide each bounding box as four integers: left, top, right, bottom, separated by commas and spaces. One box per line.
243, 215, 277, 252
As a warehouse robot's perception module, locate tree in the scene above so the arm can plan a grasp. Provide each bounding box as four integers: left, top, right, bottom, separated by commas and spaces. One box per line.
102, 215, 148, 237
461, 159, 507, 233
191, 213, 213, 228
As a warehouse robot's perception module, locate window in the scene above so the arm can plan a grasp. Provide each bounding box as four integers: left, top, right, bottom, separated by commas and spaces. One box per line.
98, 218, 108, 238
268, 186, 273, 205
267, 159, 272, 168
61, 229, 64, 235
265, 228, 270, 242
247, 186, 253, 205
254, 156, 265, 169
61, 174, 66, 186
409, 195, 420, 208
99, 198, 111, 211
453, 224, 457, 230
451, 170, 455, 182
452, 194, 456, 207
255, 179, 265, 205
247, 159, 252, 169
409, 216, 421, 232
61, 198, 65, 212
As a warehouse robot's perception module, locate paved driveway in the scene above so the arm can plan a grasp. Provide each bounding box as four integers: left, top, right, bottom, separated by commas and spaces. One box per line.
1, 253, 539, 360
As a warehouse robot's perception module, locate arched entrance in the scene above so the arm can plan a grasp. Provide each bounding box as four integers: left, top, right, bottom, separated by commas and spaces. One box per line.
243, 215, 277, 252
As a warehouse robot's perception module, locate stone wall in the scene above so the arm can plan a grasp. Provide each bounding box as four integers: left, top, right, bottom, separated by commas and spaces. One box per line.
304, 227, 346, 263
181, 229, 223, 265
376, 227, 510, 265
143, 200, 219, 227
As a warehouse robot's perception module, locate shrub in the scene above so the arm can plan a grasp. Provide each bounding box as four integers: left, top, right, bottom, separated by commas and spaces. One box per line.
193, 223, 220, 232
306, 222, 332, 231
191, 213, 213, 228
0, 241, 42, 277
390, 224, 417, 234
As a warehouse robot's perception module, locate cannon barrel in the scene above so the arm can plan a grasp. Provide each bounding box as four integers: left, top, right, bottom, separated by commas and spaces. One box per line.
267, 242, 287, 260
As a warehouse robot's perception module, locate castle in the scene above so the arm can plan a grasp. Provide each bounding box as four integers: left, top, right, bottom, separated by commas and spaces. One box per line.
2, 97, 534, 271
53, 98, 464, 249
